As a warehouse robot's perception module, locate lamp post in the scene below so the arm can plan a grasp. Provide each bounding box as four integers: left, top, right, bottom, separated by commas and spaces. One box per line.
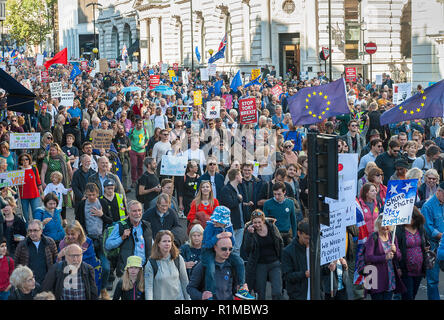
0, 0, 5, 58
92, 47, 98, 61
208, 48, 213, 63
87, 2, 103, 58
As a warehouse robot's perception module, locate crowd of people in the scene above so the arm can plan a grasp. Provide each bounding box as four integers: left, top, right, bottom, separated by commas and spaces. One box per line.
0, 57, 443, 301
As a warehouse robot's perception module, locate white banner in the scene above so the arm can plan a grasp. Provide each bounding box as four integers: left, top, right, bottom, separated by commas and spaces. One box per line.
132, 61, 138, 72
50, 82, 62, 98
119, 61, 126, 71
206, 101, 220, 119
10, 133, 41, 149
200, 68, 209, 81
60, 92, 75, 107
36, 54, 44, 67
208, 64, 217, 76
160, 154, 188, 176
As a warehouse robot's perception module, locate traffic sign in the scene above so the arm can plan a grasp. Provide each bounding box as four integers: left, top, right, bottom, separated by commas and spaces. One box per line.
321, 47, 330, 60
365, 42, 377, 55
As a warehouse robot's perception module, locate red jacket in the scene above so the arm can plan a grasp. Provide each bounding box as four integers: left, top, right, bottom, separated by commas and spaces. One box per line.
187, 198, 219, 223
18, 166, 41, 199
358, 197, 380, 235
0, 256, 14, 291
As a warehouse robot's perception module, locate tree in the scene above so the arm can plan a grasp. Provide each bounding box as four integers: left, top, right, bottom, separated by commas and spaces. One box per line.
5, 0, 56, 49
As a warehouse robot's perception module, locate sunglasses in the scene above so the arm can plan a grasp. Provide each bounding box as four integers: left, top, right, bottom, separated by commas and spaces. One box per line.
47, 136, 53, 140
220, 247, 233, 252
285, 145, 292, 148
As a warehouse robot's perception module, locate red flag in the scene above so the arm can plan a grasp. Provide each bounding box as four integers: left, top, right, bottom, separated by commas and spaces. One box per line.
43, 48, 68, 70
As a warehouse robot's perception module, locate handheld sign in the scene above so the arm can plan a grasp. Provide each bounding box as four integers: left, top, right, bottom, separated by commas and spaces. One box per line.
160, 154, 188, 176
194, 90, 202, 106
345, 67, 357, 83
200, 68, 209, 81
90, 129, 114, 150
206, 101, 220, 119
40, 71, 49, 83
271, 85, 283, 98
0, 170, 25, 187
80, 60, 88, 71
208, 64, 217, 76
168, 70, 176, 82
239, 98, 257, 124
173, 63, 179, 71
10, 133, 41, 149
393, 83, 412, 105
382, 179, 418, 226
60, 92, 75, 107
251, 68, 261, 80
50, 82, 63, 98
176, 106, 193, 121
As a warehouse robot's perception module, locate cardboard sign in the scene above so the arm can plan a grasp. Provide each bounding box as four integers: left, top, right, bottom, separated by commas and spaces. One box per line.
10, 133, 40, 149
382, 179, 418, 226
182, 71, 189, 86
239, 98, 257, 124
345, 67, 357, 83
60, 92, 75, 107
194, 90, 202, 106
99, 58, 109, 73
132, 61, 138, 72
149, 75, 160, 89
206, 101, 220, 119
208, 64, 217, 76
176, 106, 193, 121
80, 60, 88, 71
50, 82, 62, 98
320, 208, 347, 265
90, 129, 114, 150
160, 154, 188, 176
251, 68, 261, 80
0, 170, 25, 187
36, 54, 44, 66
271, 85, 283, 97
393, 83, 412, 105
375, 74, 383, 85
200, 68, 209, 81
40, 70, 49, 83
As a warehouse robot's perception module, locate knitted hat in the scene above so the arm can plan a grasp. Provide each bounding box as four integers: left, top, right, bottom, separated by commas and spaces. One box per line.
125, 256, 142, 270
210, 206, 232, 227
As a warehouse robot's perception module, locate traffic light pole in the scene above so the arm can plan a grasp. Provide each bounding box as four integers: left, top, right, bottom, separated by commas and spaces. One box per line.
307, 133, 322, 300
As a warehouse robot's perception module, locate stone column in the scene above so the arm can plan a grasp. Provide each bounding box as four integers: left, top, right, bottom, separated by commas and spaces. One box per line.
303, 0, 318, 74
150, 17, 161, 64
259, 0, 272, 65
242, 0, 251, 62
140, 18, 149, 66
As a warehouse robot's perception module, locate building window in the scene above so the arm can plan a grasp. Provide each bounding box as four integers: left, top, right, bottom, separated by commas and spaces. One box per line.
282, 0, 295, 14
400, 0, 411, 59
344, 0, 359, 60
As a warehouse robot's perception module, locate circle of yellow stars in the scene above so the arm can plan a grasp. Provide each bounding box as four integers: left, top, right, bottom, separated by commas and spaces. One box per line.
398, 90, 426, 115
304, 91, 331, 119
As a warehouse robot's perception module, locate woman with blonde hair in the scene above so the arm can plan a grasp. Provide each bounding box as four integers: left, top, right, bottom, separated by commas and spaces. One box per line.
187, 181, 219, 234
179, 224, 203, 278
113, 256, 145, 300
145, 230, 190, 300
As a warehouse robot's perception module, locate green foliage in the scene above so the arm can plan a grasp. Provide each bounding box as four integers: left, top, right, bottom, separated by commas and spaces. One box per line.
5, 0, 57, 46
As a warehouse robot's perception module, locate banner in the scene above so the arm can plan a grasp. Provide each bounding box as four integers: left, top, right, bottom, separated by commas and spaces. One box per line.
60, 92, 75, 107
40, 70, 49, 83
10, 133, 41, 149
239, 98, 257, 124
50, 82, 62, 98
345, 67, 357, 83
200, 68, 209, 81
208, 64, 217, 76
36, 54, 44, 67
176, 106, 193, 121
161, 63, 168, 74
10, 66, 16, 74
194, 90, 202, 106
206, 101, 220, 119
251, 68, 261, 80
168, 70, 176, 82
149, 75, 160, 89
271, 85, 283, 97
382, 179, 418, 226
90, 129, 114, 150
0, 170, 25, 187
375, 74, 383, 85
393, 83, 412, 105
160, 154, 188, 176
132, 61, 138, 72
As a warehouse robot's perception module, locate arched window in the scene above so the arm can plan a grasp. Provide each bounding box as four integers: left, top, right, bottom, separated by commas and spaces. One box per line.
111, 26, 120, 59
344, 0, 359, 60
400, 0, 411, 59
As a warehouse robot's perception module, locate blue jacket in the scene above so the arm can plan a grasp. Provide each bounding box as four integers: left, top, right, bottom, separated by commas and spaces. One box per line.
33, 207, 65, 242
421, 194, 444, 249
197, 172, 225, 199
202, 220, 235, 249
437, 237, 444, 261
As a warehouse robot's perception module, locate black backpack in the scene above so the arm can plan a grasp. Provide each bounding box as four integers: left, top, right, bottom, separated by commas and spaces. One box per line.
149, 257, 180, 278
135, 172, 148, 202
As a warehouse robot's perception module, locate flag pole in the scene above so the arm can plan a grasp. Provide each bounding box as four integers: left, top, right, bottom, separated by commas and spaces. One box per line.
330, 270, 334, 298
392, 225, 396, 246
328, 0, 332, 82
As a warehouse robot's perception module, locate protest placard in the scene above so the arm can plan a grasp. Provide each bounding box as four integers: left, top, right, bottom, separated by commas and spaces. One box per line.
10, 66, 16, 74
149, 75, 160, 89
375, 74, 383, 85
173, 63, 179, 71
393, 83, 412, 105
251, 68, 261, 80
194, 90, 202, 106
0, 170, 25, 187
206, 101, 220, 119
10, 133, 41, 149
40, 70, 49, 82
176, 107, 193, 121
60, 92, 75, 107
345, 67, 357, 82
271, 85, 283, 97
50, 82, 62, 98
36, 54, 44, 66
239, 98, 257, 124
80, 60, 88, 71
90, 129, 114, 150
208, 64, 217, 76
160, 154, 188, 176
132, 61, 138, 72
109, 59, 117, 68
120, 60, 126, 71
168, 70, 176, 81
99, 59, 109, 73
382, 179, 418, 226
223, 94, 232, 109
200, 68, 209, 81
182, 71, 189, 86
320, 208, 347, 265
161, 63, 168, 74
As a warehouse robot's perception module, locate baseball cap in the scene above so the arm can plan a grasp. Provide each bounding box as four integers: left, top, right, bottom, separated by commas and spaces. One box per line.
104, 179, 115, 187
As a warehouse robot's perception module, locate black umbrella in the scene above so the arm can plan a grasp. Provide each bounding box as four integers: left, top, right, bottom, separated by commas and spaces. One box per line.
0, 68, 36, 114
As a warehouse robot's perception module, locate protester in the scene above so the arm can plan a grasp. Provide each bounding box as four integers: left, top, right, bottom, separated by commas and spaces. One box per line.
0, 238, 14, 300
179, 224, 203, 278
33, 193, 66, 245
1, 205, 26, 256
113, 256, 145, 300
8, 265, 41, 300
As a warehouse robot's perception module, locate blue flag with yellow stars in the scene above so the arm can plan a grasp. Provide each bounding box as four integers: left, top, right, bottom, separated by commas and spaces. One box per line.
380, 79, 444, 125
288, 78, 349, 125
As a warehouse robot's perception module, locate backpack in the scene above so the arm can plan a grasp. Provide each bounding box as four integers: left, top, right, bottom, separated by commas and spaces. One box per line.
135, 172, 149, 202
130, 127, 148, 143
103, 220, 128, 259
149, 257, 180, 278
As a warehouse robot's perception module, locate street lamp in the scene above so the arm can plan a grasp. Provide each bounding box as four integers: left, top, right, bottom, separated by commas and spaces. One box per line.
92, 47, 98, 60
0, 0, 5, 58
86, 2, 103, 57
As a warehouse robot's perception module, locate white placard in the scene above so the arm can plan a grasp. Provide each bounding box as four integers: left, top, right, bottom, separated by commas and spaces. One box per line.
94, 60, 100, 72
200, 68, 209, 81
160, 154, 188, 176
375, 74, 383, 85
206, 101, 220, 119
10, 66, 16, 74
90, 70, 96, 78
182, 71, 189, 86
393, 83, 412, 105
320, 210, 347, 265
132, 61, 138, 72
50, 82, 62, 98
0, 170, 25, 187
161, 63, 168, 74
60, 92, 75, 107
208, 64, 216, 76
10, 133, 41, 149
36, 54, 44, 67
119, 60, 126, 71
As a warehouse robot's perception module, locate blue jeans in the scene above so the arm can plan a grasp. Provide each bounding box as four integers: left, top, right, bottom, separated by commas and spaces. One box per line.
426, 254, 441, 300
21, 197, 41, 226
201, 248, 246, 294
0, 290, 10, 300
233, 228, 244, 255
401, 275, 422, 300
371, 291, 393, 300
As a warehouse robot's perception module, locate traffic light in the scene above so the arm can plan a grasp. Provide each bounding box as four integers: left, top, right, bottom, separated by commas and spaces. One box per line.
316, 134, 338, 200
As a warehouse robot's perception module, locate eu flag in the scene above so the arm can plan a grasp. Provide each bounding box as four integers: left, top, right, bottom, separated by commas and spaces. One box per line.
214, 80, 223, 96
288, 78, 349, 125
208, 46, 225, 64
244, 75, 262, 88
380, 79, 444, 125
70, 64, 82, 82
230, 70, 242, 93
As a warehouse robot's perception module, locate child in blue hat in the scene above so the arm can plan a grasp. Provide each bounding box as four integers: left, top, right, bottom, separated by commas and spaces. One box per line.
201, 205, 255, 300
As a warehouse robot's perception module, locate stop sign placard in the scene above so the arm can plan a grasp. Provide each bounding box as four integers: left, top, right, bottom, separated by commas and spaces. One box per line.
365, 42, 377, 55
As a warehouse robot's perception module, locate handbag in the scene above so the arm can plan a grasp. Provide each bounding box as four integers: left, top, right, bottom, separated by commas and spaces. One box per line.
425, 248, 437, 270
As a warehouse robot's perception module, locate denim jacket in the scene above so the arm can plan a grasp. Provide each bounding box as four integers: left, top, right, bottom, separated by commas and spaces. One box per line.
421, 194, 444, 249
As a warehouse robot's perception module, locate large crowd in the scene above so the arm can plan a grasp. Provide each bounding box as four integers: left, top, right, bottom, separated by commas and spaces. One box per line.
0, 57, 443, 301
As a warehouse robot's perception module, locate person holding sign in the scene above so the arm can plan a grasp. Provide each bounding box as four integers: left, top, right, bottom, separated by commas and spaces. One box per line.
364, 215, 405, 300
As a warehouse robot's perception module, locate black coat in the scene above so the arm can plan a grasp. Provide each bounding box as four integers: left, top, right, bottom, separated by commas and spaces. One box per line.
71, 167, 96, 204
241, 218, 283, 291
219, 183, 244, 230
142, 207, 187, 247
